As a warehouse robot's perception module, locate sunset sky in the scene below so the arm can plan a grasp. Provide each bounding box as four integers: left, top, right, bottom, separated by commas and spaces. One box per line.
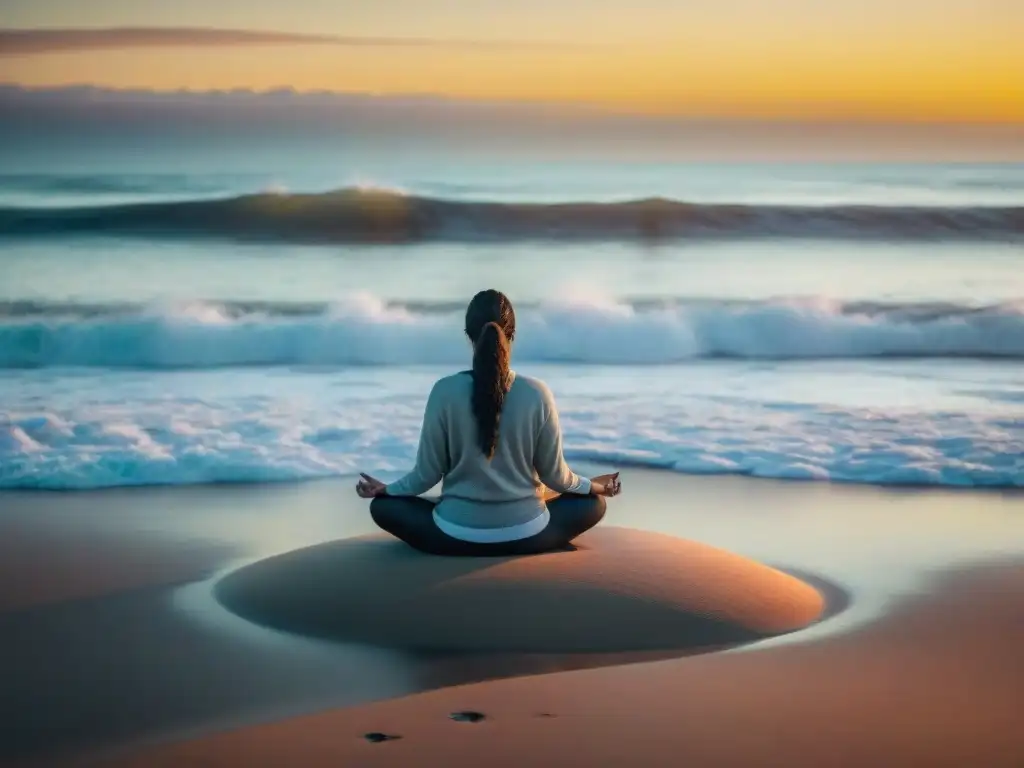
2, 0, 1023, 122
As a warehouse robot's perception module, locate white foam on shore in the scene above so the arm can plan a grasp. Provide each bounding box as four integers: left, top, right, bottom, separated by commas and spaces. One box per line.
1, 362, 1021, 490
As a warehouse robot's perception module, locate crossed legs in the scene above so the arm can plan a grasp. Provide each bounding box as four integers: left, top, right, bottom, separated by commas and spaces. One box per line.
370, 493, 606, 556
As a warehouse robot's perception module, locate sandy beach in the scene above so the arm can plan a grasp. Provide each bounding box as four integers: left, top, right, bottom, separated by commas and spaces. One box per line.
2, 469, 1022, 767
106, 561, 1024, 768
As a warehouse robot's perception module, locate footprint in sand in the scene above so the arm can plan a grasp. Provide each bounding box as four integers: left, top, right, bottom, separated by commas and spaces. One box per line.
364, 732, 402, 743
449, 711, 486, 723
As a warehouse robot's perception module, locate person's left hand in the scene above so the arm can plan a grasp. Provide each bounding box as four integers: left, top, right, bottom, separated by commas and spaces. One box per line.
356, 473, 387, 498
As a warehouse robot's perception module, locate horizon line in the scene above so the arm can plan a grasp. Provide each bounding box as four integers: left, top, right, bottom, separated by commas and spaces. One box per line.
2, 83, 1023, 128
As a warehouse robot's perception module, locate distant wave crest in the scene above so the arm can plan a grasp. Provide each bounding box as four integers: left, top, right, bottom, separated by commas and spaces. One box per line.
1, 295, 1022, 369
2, 187, 1022, 243
0, 172, 206, 196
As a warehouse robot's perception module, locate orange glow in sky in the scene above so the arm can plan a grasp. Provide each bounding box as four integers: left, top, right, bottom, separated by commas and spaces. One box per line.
3, 0, 1023, 122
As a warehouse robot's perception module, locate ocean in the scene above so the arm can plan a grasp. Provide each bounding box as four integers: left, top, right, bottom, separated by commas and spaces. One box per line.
1, 145, 1022, 491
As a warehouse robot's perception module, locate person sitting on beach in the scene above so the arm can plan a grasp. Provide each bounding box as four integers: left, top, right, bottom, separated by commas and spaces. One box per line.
356, 289, 621, 556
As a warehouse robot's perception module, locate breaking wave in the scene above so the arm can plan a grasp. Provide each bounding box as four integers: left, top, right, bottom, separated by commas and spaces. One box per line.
1, 295, 1022, 369
2, 188, 1022, 243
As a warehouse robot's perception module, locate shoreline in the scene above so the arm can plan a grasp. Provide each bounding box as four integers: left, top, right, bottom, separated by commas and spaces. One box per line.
2, 470, 1023, 765
5, 461, 1024, 497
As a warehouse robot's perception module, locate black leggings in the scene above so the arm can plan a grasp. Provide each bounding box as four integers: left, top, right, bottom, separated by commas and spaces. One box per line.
370, 493, 606, 557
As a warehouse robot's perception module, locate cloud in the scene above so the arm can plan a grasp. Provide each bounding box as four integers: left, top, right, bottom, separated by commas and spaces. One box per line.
0, 27, 566, 56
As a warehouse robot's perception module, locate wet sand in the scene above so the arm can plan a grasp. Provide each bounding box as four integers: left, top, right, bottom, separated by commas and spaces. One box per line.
1, 470, 1022, 766
104, 561, 1024, 768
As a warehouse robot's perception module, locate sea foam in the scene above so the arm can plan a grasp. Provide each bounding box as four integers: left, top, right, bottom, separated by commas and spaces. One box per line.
2, 363, 1021, 490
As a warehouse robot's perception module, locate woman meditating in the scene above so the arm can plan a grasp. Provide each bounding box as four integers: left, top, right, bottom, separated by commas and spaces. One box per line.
356, 289, 621, 556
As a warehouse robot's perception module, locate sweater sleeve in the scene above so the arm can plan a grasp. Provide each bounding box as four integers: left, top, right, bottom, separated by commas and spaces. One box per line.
385, 381, 449, 497
534, 385, 591, 496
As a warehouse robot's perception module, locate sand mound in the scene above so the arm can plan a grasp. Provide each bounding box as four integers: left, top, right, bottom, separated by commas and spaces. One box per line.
215, 527, 826, 653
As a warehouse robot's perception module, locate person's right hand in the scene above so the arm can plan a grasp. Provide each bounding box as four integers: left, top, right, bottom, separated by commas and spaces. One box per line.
591, 472, 622, 497
356, 473, 387, 498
